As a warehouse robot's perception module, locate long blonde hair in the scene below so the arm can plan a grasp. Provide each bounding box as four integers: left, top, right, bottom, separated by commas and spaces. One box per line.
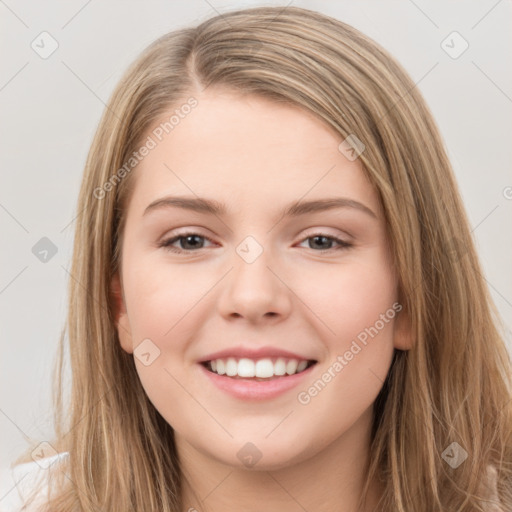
14, 6, 511, 511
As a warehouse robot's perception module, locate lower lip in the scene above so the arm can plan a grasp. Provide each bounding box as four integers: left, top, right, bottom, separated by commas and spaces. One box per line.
198, 363, 316, 400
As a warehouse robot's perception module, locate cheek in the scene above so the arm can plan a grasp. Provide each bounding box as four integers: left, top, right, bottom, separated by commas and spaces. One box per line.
123, 254, 205, 342
291, 254, 398, 341
121, 256, 213, 410
122, 261, 200, 430
293, 257, 397, 429
292, 254, 397, 398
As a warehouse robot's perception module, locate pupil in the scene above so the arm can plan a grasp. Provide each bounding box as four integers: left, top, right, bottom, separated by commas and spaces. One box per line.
311, 235, 330, 249
183, 235, 202, 249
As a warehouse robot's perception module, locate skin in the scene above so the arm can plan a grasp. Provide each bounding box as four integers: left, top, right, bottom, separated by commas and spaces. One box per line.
111, 88, 412, 512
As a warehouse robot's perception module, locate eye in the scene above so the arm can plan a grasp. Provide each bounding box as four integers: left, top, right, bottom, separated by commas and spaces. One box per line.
158, 232, 215, 253
158, 231, 352, 254
297, 233, 352, 252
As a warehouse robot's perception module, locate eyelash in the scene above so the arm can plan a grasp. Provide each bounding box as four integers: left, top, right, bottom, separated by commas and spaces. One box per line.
158, 231, 353, 254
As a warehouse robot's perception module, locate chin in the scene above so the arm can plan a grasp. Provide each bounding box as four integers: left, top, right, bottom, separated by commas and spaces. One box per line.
208, 437, 315, 472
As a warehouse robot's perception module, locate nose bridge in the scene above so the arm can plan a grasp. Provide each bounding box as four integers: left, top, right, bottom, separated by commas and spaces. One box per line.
231, 233, 277, 295
235, 234, 267, 266
217, 233, 292, 321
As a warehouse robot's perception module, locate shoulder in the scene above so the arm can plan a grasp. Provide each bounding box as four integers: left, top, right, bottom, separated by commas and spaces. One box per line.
0, 452, 69, 512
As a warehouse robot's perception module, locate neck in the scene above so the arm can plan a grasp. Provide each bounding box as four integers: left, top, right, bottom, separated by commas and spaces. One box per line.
177, 405, 383, 512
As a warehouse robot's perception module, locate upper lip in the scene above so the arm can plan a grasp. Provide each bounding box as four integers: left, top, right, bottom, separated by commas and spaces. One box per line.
198, 345, 317, 363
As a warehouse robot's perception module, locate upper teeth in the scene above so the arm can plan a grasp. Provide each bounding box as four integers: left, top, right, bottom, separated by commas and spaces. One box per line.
209, 358, 310, 378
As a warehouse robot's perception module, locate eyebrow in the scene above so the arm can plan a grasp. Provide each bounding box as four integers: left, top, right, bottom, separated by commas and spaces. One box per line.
143, 195, 377, 220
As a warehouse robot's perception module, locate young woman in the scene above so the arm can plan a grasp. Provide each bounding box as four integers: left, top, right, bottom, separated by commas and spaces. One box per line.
4, 5, 511, 512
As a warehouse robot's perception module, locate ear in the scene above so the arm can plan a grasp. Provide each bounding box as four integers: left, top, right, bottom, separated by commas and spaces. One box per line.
393, 303, 414, 351
110, 272, 134, 354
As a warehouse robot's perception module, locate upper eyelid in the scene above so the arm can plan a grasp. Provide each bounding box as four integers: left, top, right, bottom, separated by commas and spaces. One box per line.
162, 226, 351, 240
160, 229, 352, 248
161, 230, 216, 243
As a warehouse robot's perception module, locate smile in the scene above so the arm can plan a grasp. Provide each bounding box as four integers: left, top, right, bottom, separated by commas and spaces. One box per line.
203, 357, 316, 380
199, 358, 318, 400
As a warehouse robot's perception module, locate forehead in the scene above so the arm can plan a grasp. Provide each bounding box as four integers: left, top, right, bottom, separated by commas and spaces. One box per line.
126, 89, 381, 217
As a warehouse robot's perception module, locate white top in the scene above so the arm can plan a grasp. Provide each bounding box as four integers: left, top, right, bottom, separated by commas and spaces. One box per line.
0, 452, 69, 512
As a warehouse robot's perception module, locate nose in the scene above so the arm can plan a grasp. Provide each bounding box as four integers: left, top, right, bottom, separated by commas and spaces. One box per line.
216, 240, 293, 324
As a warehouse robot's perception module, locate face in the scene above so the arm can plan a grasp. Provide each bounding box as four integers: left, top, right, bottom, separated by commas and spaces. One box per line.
111, 88, 411, 470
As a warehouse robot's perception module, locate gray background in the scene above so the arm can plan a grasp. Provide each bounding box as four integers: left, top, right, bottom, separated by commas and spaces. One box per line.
1, 0, 511, 477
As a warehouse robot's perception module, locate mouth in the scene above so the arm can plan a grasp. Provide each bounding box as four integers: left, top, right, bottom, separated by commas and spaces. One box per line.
201, 357, 318, 381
